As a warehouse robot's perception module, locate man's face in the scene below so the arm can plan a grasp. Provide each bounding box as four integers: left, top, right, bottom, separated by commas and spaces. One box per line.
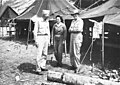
43, 14, 49, 18
73, 14, 78, 20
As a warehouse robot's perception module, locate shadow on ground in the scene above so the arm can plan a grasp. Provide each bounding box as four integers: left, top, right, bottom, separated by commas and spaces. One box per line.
17, 62, 37, 74
47, 60, 72, 70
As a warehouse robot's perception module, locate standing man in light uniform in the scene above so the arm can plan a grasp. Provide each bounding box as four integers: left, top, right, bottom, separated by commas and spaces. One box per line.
32, 10, 50, 72
69, 10, 84, 73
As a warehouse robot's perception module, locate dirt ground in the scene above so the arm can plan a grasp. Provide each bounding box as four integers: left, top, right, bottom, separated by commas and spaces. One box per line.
0, 37, 119, 85
0, 37, 76, 85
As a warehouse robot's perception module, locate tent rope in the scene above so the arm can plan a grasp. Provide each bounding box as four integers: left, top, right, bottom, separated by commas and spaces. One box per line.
84, 0, 102, 11
81, 38, 96, 64
36, 0, 44, 15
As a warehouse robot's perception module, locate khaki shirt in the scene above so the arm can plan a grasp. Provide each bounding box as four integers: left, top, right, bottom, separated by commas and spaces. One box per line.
33, 17, 50, 43
52, 22, 67, 41
69, 18, 83, 33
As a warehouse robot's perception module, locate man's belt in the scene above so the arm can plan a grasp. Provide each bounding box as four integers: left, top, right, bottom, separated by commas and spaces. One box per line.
37, 34, 48, 36
70, 31, 83, 33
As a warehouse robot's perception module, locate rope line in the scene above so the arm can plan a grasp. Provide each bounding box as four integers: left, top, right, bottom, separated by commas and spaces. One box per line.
81, 38, 96, 64
36, 0, 44, 15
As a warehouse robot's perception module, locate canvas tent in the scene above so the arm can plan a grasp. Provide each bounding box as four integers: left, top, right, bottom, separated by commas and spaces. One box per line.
14, 0, 77, 35
15, 0, 77, 20
103, 5, 120, 26
0, 0, 35, 15
0, 6, 18, 26
71, 0, 120, 67
79, 0, 120, 19
0, 6, 18, 19
102, 0, 120, 66
13, 0, 77, 48
103, 12, 120, 26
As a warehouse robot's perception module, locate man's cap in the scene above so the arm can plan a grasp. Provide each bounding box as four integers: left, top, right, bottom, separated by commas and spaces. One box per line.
42, 10, 50, 16
71, 9, 79, 15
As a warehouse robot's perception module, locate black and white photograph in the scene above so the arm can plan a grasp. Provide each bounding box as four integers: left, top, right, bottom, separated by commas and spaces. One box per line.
0, 0, 120, 85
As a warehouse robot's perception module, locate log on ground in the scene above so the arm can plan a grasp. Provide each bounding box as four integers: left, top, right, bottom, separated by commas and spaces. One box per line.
47, 70, 120, 85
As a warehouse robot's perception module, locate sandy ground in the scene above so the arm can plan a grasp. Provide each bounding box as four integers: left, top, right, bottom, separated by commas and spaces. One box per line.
0, 37, 119, 85
0, 38, 76, 85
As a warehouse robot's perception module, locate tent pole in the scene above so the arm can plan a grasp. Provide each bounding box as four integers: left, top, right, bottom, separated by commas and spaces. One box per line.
26, 19, 31, 49
0, 0, 3, 37
13, 19, 16, 40
102, 22, 105, 72
36, 0, 44, 15
2, 24, 3, 37
79, 0, 81, 9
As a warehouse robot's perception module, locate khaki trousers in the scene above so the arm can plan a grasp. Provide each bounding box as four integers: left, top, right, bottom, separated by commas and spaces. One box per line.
69, 33, 83, 68
54, 38, 63, 65
36, 35, 48, 69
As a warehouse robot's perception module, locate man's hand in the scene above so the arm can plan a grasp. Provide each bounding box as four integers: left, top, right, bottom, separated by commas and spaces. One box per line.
48, 42, 51, 47
34, 42, 39, 48
50, 41, 53, 46
62, 40, 65, 44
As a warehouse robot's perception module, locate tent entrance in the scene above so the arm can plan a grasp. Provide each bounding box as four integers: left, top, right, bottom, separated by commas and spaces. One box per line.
15, 19, 34, 40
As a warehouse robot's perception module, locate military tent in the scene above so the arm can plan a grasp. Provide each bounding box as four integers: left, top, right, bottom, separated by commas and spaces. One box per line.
0, 0, 35, 15
80, 0, 120, 19
0, 6, 18, 19
75, 0, 120, 67
103, 12, 120, 26
13, 0, 77, 48
102, 0, 120, 67
0, 6, 18, 26
103, 0, 120, 26
15, 0, 77, 20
